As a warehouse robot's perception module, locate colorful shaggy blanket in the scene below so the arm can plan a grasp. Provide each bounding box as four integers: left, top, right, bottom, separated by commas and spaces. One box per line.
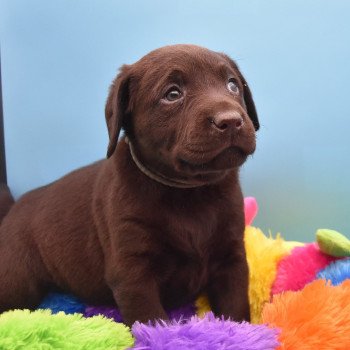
1, 197, 350, 349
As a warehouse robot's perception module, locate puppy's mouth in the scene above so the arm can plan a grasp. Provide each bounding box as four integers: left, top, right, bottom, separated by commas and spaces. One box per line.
176, 145, 250, 176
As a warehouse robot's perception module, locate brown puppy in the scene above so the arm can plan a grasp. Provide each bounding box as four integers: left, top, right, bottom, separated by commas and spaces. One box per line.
0, 45, 259, 326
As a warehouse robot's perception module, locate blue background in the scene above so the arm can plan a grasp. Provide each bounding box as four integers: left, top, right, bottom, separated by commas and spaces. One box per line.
1, 0, 349, 241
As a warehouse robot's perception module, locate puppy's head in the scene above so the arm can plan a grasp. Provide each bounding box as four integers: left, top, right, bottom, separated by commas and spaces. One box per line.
105, 44, 259, 186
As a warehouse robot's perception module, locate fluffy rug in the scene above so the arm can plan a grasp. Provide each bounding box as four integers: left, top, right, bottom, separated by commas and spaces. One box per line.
271, 243, 336, 295
317, 258, 350, 286
263, 280, 350, 349
2, 197, 350, 349
0, 309, 133, 349
132, 312, 279, 350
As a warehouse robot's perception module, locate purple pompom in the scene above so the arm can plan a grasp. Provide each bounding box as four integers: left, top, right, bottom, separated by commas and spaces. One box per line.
84, 306, 123, 322
167, 303, 196, 321
132, 312, 279, 350
84, 303, 196, 323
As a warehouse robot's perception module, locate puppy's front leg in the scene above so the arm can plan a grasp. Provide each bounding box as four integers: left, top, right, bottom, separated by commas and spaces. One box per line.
207, 242, 250, 322
106, 255, 168, 326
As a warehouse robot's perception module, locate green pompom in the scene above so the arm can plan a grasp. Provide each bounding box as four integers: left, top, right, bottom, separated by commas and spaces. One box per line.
316, 229, 350, 257
0, 309, 134, 349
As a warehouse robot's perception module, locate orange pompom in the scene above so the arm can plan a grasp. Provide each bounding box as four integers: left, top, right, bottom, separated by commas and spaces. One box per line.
263, 279, 350, 349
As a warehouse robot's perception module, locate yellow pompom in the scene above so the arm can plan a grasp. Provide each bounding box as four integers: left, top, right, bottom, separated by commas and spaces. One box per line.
245, 226, 302, 323
195, 294, 211, 318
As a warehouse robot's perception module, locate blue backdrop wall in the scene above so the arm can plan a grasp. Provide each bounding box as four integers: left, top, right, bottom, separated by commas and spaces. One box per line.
1, 0, 349, 241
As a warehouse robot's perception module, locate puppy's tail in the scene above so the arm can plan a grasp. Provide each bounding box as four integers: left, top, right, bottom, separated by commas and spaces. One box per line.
0, 183, 14, 224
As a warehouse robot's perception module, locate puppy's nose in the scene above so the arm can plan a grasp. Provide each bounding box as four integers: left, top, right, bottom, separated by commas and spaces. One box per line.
210, 112, 244, 132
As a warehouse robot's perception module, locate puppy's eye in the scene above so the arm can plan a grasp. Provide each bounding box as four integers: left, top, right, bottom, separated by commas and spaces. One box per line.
227, 79, 239, 94
165, 87, 182, 101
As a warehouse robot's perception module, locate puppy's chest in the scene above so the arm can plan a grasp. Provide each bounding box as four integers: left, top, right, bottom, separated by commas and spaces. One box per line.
163, 202, 220, 256
153, 204, 223, 301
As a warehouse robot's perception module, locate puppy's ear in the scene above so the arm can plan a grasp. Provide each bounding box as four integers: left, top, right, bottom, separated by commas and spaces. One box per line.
238, 72, 260, 131
220, 54, 260, 131
105, 65, 132, 158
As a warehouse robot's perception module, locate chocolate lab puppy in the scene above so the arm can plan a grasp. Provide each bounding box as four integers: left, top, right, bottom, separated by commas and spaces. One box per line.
0, 44, 259, 326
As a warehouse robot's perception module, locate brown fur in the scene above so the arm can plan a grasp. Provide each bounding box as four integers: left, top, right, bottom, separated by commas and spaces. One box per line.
0, 45, 259, 326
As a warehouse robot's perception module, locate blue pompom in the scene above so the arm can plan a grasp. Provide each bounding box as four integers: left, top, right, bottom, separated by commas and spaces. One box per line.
317, 258, 350, 285
38, 292, 86, 314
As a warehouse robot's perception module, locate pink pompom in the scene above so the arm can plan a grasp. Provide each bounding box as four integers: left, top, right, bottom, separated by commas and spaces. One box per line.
244, 197, 258, 226
272, 243, 336, 295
